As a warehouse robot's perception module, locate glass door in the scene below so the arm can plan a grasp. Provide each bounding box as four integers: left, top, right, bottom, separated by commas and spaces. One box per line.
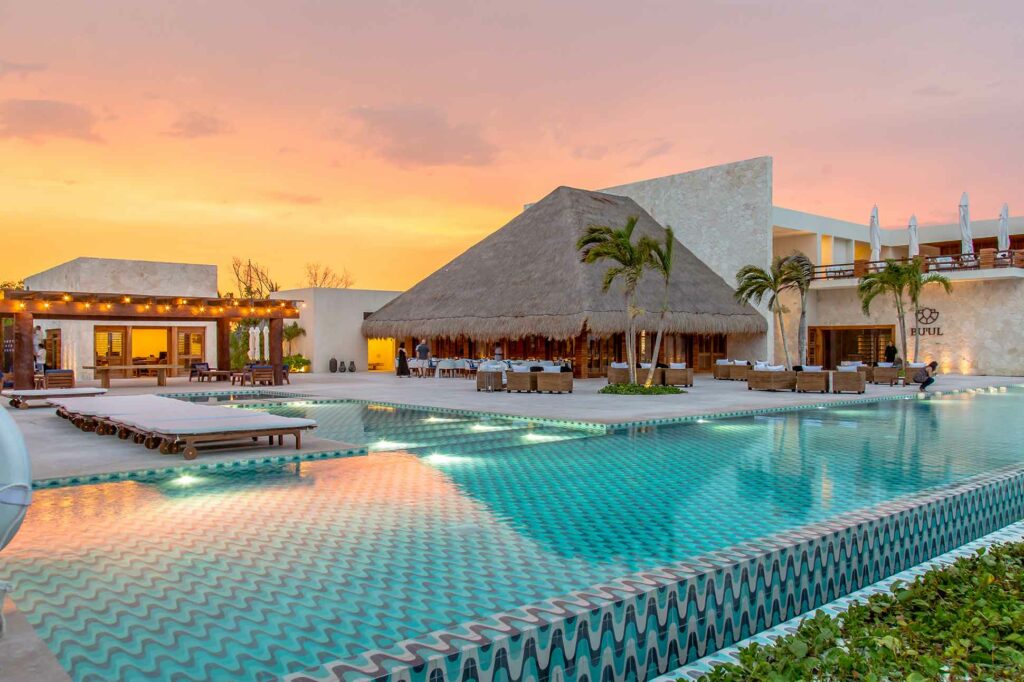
176, 329, 205, 372
94, 326, 127, 377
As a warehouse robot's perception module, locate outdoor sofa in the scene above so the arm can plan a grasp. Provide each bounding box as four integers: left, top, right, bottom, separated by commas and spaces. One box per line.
747, 368, 797, 391
796, 368, 829, 393
506, 369, 537, 393
832, 367, 866, 393
871, 364, 900, 386
536, 370, 573, 393
664, 364, 693, 387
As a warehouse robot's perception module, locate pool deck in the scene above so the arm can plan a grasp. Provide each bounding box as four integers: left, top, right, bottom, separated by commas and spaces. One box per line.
6, 371, 1020, 481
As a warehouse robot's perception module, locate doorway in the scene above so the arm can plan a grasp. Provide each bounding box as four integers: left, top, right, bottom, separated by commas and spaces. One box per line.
367, 338, 395, 371
809, 325, 895, 369
94, 326, 128, 377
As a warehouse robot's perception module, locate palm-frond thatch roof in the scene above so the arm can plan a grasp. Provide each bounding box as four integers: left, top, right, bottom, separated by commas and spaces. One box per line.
362, 186, 766, 341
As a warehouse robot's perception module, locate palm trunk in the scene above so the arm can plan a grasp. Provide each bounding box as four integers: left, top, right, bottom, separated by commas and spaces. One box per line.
797, 292, 808, 366
912, 304, 921, 362
894, 295, 909, 368
624, 292, 636, 384
775, 308, 792, 369
644, 311, 666, 387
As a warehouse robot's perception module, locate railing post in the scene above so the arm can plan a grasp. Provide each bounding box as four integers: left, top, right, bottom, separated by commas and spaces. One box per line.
853, 260, 867, 277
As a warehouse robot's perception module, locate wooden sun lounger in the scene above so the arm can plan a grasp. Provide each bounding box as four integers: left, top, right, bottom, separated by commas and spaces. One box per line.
3, 387, 107, 409
52, 395, 317, 459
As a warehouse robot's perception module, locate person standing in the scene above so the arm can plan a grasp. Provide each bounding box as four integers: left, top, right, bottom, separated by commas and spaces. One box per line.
914, 360, 938, 392
415, 339, 430, 362
884, 343, 897, 364
395, 342, 410, 377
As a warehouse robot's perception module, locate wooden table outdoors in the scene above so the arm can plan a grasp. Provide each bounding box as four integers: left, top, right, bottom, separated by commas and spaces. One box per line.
83, 364, 180, 389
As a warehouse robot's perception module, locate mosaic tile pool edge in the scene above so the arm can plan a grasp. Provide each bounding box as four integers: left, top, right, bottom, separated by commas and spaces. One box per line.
30, 447, 368, 489
666, 517, 1024, 679
287, 463, 1024, 682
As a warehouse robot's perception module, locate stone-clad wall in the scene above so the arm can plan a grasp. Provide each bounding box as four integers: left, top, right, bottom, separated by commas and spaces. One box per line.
782, 278, 1024, 375
602, 157, 773, 361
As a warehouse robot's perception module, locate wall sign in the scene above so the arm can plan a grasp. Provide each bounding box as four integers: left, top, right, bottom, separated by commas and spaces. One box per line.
911, 307, 943, 336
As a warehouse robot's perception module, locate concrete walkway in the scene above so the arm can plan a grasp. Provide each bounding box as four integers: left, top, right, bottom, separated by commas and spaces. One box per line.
5, 371, 1020, 481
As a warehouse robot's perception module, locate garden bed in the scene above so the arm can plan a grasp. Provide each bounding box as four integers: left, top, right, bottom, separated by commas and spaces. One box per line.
694, 541, 1024, 681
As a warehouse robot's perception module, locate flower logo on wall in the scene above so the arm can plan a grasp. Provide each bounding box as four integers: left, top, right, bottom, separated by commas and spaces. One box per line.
916, 307, 939, 325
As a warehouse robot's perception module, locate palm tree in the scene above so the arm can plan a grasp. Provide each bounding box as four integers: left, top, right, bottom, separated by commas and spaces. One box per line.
283, 322, 306, 355
858, 260, 912, 366
643, 226, 674, 387
734, 256, 795, 368
905, 258, 951, 362
782, 253, 814, 366
577, 216, 656, 384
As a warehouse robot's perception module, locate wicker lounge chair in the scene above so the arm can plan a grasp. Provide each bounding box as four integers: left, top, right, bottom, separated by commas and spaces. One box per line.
871, 366, 900, 386
713, 362, 731, 380
832, 369, 866, 394
475, 369, 504, 391
796, 370, 829, 393
606, 366, 630, 384
664, 367, 693, 387
506, 371, 536, 393
536, 371, 573, 393
638, 366, 665, 386
747, 370, 797, 391
728, 364, 750, 381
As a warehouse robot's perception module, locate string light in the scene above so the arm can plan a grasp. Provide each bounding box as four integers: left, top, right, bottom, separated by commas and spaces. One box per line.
62, 294, 71, 302
123, 296, 131, 304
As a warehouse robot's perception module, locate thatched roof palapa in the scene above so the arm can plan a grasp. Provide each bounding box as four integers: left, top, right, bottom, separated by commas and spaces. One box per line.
362, 186, 767, 341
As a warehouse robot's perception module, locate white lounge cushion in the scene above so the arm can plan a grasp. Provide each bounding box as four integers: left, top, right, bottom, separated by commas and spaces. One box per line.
733, 360, 748, 366
840, 360, 863, 367
837, 365, 859, 372
610, 362, 629, 369
542, 365, 562, 373
715, 359, 731, 366
639, 362, 652, 369
3, 387, 107, 398
754, 360, 769, 367
763, 365, 786, 372
908, 362, 927, 368
802, 365, 823, 372
669, 362, 687, 370
877, 362, 894, 368
511, 365, 532, 373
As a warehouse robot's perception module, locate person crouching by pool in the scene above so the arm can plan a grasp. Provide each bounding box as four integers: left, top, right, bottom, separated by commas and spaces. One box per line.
914, 360, 939, 392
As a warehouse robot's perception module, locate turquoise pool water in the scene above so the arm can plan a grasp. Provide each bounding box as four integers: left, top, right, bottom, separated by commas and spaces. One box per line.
4, 388, 1024, 680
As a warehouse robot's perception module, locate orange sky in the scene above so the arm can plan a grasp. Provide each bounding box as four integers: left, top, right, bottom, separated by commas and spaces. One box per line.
2, 1, 1021, 293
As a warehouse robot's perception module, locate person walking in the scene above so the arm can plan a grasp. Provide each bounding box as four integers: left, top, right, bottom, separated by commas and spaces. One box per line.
914, 360, 938, 392
395, 342, 410, 377
415, 339, 430, 362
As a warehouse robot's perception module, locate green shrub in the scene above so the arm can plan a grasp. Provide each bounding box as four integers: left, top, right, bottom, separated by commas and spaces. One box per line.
694, 542, 1024, 681
599, 383, 684, 395
284, 354, 311, 371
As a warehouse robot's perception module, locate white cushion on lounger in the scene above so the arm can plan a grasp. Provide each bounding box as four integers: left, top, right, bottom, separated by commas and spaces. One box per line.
877, 362, 894, 368
511, 365, 531, 373
610, 362, 628, 369
837, 365, 859, 372
733, 360, 747, 366
715, 359, 731, 365
639, 362, 652, 369
803, 365, 822, 372
542, 365, 562, 373
907, 362, 927, 368
669, 362, 686, 369
763, 365, 785, 372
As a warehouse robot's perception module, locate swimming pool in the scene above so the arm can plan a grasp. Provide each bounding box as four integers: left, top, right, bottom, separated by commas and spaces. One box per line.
4, 388, 1024, 680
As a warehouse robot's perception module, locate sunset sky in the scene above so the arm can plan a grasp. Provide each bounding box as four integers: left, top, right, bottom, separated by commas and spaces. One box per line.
2, 1, 1021, 293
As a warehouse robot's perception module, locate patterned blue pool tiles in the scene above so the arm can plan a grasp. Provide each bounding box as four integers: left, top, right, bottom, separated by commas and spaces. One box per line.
665, 517, 1024, 680
288, 463, 1024, 682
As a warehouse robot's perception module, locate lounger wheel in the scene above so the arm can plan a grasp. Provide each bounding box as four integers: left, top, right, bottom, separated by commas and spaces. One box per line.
144, 436, 160, 450
133, 433, 146, 444
183, 446, 198, 460
158, 439, 181, 455
117, 427, 131, 440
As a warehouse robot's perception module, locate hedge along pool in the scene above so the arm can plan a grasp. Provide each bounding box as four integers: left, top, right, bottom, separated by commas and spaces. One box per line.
3, 388, 1024, 681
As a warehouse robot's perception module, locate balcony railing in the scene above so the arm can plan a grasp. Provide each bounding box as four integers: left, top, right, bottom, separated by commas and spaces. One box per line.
812, 249, 1024, 281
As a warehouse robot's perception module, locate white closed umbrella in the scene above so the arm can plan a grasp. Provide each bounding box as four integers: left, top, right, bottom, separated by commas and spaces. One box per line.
959, 192, 973, 255
908, 214, 920, 258
261, 324, 270, 362
869, 205, 881, 261
998, 203, 1010, 252
248, 326, 259, 360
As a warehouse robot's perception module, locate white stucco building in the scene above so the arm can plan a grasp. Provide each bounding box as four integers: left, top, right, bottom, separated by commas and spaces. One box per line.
605, 157, 1024, 375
